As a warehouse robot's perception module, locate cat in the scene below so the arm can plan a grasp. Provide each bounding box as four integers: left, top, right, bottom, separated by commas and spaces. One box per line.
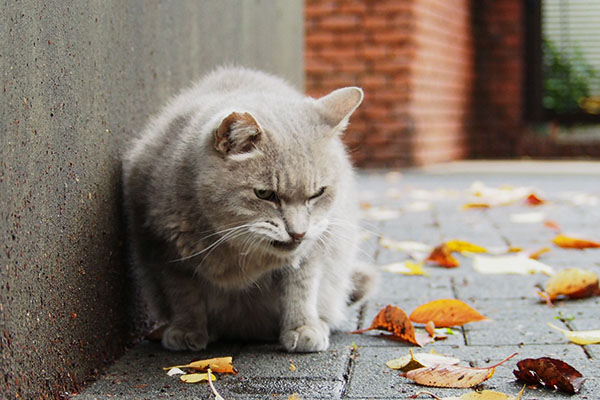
122, 66, 376, 352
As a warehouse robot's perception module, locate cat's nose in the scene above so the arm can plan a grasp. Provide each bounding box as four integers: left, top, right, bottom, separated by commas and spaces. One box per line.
289, 231, 306, 241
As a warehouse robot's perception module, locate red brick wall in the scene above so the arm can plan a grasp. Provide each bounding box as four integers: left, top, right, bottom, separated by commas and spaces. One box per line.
305, 0, 526, 167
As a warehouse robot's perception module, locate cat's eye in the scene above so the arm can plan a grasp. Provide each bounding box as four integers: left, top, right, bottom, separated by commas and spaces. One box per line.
309, 186, 326, 200
254, 189, 279, 203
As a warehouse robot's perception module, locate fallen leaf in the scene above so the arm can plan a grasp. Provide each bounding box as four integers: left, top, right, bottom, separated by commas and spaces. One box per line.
462, 202, 491, 209
410, 386, 525, 399
544, 220, 561, 232
351, 305, 420, 346
527, 247, 550, 260
472, 254, 554, 275
289, 360, 297, 372
525, 193, 546, 205
547, 323, 600, 345
378, 237, 433, 260
382, 261, 427, 276
541, 268, 600, 301
163, 356, 236, 374
509, 212, 545, 224
445, 240, 487, 254
425, 321, 436, 337
362, 206, 402, 221
513, 357, 585, 394
386, 349, 460, 372
180, 372, 217, 383
405, 353, 517, 388
288, 394, 304, 400
553, 234, 600, 249
410, 299, 487, 327
427, 245, 460, 268
167, 367, 185, 376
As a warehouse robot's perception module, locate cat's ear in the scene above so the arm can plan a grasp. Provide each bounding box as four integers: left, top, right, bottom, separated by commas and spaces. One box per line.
316, 87, 364, 131
214, 112, 263, 157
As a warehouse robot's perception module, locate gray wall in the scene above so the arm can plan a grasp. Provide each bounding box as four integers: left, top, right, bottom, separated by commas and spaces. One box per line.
0, 1, 303, 397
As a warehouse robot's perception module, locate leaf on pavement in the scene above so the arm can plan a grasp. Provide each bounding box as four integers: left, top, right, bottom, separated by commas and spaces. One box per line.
445, 240, 487, 254
426, 244, 460, 268
378, 237, 433, 260
544, 220, 562, 232
386, 349, 460, 372
509, 211, 546, 224
472, 254, 554, 275
513, 357, 586, 394
525, 193, 546, 206
180, 372, 217, 383
462, 202, 491, 209
539, 268, 600, 301
527, 247, 551, 260
547, 323, 600, 345
163, 356, 236, 374
351, 305, 420, 346
409, 299, 487, 327
410, 386, 525, 399
404, 353, 517, 388
382, 261, 427, 276
552, 234, 600, 249
361, 205, 402, 221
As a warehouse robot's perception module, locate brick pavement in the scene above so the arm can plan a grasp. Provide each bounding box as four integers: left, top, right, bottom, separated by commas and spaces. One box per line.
76, 164, 600, 399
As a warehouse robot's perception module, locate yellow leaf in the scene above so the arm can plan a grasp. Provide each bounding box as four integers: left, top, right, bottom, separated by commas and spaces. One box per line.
548, 323, 600, 345
180, 372, 216, 383
445, 240, 487, 254
163, 356, 235, 374
553, 234, 600, 249
412, 386, 525, 399
381, 261, 428, 276
543, 268, 600, 300
462, 202, 491, 209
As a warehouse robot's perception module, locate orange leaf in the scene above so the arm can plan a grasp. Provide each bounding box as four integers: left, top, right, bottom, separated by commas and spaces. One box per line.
552, 234, 600, 249
163, 356, 236, 374
426, 245, 459, 268
544, 220, 561, 232
425, 321, 436, 337
352, 305, 420, 346
410, 299, 487, 327
528, 247, 551, 260
540, 268, 600, 301
525, 193, 546, 206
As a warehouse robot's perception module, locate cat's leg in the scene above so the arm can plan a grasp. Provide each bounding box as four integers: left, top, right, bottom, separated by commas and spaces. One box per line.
159, 269, 209, 351
280, 263, 330, 352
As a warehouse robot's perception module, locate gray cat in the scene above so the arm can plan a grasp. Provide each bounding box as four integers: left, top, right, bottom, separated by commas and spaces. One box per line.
122, 67, 376, 352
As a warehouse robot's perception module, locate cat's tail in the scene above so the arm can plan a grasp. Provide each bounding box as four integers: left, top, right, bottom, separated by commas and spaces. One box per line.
349, 261, 379, 304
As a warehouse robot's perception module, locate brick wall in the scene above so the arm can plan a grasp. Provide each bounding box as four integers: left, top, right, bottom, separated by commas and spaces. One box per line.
305, 0, 526, 167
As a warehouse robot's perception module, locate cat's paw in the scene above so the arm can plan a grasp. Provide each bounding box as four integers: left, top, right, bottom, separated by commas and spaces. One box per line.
162, 326, 208, 351
281, 322, 330, 352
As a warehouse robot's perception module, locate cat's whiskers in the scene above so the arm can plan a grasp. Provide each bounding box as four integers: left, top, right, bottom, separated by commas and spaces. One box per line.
319, 226, 375, 262
171, 224, 254, 263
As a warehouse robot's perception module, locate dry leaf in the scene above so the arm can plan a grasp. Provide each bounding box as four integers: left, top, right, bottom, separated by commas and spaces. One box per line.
362, 206, 402, 221
472, 254, 554, 275
513, 357, 585, 394
352, 305, 420, 346
410, 299, 487, 327
425, 321, 436, 337
544, 220, 562, 232
527, 247, 550, 260
288, 394, 304, 400
404, 353, 517, 388
445, 240, 487, 254
548, 323, 600, 345
386, 350, 460, 372
163, 356, 236, 374
462, 202, 491, 210
180, 372, 217, 383
525, 193, 546, 205
509, 212, 545, 224
378, 237, 433, 260
410, 386, 525, 399
553, 234, 600, 249
382, 261, 427, 276
167, 367, 185, 376
427, 245, 460, 268
541, 268, 600, 301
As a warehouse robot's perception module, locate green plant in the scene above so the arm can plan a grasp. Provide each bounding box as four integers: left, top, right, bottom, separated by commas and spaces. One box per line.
542, 37, 598, 114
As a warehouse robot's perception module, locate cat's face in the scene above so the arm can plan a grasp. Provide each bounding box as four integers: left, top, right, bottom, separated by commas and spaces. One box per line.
197, 87, 363, 263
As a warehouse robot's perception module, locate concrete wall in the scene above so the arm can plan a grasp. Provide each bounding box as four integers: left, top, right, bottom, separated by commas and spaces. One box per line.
0, 1, 303, 397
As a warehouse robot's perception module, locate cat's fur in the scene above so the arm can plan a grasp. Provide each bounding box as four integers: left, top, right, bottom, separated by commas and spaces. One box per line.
122, 67, 375, 352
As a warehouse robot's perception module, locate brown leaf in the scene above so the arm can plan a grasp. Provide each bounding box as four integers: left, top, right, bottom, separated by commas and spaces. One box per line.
427, 245, 460, 268
541, 268, 600, 301
552, 234, 600, 249
513, 357, 585, 394
405, 353, 517, 388
351, 305, 420, 346
410, 299, 487, 327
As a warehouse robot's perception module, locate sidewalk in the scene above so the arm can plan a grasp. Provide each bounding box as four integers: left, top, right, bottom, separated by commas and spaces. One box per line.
75, 162, 600, 399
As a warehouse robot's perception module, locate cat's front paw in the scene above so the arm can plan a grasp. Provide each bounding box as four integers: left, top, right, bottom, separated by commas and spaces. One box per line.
281, 322, 330, 352
162, 325, 208, 351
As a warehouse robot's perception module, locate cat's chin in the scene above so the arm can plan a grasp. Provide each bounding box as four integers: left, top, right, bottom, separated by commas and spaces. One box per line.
269, 239, 303, 255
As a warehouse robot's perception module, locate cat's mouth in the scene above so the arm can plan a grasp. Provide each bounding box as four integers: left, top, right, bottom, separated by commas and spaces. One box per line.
271, 239, 301, 252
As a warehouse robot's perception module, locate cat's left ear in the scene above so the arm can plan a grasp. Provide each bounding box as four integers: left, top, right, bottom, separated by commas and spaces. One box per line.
214, 111, 263, 157
315, 87, 364, 132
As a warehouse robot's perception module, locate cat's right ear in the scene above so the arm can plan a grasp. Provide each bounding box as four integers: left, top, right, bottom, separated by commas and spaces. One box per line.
316, 87, 364, 132
213, 112, 263, 158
